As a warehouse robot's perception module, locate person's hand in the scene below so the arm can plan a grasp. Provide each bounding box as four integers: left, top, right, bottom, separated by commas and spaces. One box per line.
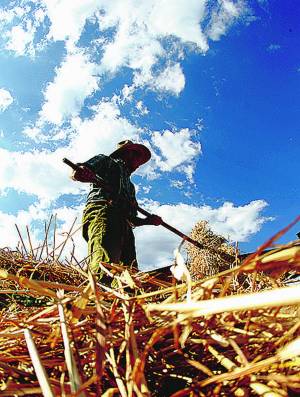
147, 214, 163, 226
71, 165, 96, 183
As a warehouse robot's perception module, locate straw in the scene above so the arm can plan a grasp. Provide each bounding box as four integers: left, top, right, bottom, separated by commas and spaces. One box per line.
0, 217, 299, 396
24, 328, 55, 397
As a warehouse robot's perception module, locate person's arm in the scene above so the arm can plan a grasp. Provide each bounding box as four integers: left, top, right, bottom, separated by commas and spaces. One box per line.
130, 214, 162, 227
71, 165, 96, 183
70, 154, 109, 184
70, 155, 123, 202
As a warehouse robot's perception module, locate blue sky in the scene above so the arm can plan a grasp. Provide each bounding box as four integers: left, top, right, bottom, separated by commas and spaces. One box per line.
0, 0, 299, 269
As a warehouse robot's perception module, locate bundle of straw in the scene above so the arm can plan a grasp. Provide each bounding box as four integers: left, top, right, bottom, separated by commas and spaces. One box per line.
187, 220, 237, 279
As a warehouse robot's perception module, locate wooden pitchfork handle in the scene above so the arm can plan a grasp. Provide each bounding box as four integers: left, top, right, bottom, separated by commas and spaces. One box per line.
63, 157, 205, 250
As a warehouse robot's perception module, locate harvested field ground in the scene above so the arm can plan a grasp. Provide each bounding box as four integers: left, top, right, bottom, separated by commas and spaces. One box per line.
0, 217, 300, 397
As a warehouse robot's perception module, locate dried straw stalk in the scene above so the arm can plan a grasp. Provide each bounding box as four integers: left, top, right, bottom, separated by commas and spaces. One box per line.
23, 328, 55, 397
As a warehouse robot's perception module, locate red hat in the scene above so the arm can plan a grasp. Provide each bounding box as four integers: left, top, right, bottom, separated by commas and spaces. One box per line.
110, 140, 151, 166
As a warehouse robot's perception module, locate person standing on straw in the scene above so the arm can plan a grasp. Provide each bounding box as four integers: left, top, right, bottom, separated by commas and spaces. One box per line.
70, 140, 162, 279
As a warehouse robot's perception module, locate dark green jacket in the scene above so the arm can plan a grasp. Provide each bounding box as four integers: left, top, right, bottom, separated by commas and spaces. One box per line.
82, 154, 138, 220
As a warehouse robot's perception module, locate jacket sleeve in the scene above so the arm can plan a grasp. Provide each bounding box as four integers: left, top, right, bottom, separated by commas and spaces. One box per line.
80, 154, 107, 174
81, 154, 121, 200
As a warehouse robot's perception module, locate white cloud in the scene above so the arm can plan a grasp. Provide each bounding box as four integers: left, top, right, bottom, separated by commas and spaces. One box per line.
150, 129, 201, 178
170, 180, 184, 189
22, 124, 71, 142
98, 0, 207, 86
0, 88, 13, 111
136, 101, 149, 115
69, 99, 140, 161
181, 164, 196, 183
1, 99, 202, 204
22, 126, 41, 141
135, 199, 272, 269
121, 84, 135, 103
34, 8, 46, 24
100, 21, 164, 76
0, 6, 27, 25
5, 24, 35, 56
96, 0, 247, 89
0, 147, 86, 201
0, 197, 271, 271
42, 0, 100, 45
39, 51, 99, 125
0, 202, 86, 263
0, 4, 46, 56
147, 0, 208, 51
207, 0, 245, 41
147, 63, 185, 96
1, 0, 249, 101
197, 200, 272, 241
0, 210, 38, 250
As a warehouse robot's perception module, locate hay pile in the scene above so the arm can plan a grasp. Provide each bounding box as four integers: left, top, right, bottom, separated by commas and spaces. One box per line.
0, 219, 300, 397
187, 220, 237, 279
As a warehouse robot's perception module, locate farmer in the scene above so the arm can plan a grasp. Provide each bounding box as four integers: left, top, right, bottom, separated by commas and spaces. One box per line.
71, 140, 162, 279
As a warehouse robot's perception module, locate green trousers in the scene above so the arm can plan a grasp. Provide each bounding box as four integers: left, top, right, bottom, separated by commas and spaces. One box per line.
82, 203, 137, 276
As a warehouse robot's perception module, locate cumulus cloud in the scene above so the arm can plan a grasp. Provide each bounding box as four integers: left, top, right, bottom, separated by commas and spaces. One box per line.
0, 197, 271, 271
195, 200, 272, 241
0, 209, 40, 250
5, 24, 35, 56
0, 88, 13, 111
0, 197, 55, 250
155, 64, 185, 95
98, 0, 209, 86
0, 6, 27, 28
100, 18, 164, 77
140, 63, 185, 96
2, 4, 45, 57
42, 0, 99, 45
0, 147, 86, 201
207, 0, 245, 41
96, 0, 208, 53
69, 100, 140, 161
98, 0, 209, 77
147, 0, 208, 49
1, 0, 249, 104
68, 100, 196, 180
2, 0, 247, 84
150, 129, 201, 179
136, 101, 149, 115
0, 202, 86, 263
22, 126, 43, 141
39, 51, 99, 125
1, 98, 202, 205
135, 199, 272, 269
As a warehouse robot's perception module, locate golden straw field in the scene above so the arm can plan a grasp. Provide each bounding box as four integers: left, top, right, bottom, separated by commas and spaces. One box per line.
0, 217, 300, 396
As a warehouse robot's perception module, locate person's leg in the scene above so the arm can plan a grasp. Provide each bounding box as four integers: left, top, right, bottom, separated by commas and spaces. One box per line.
120, 224, 138, 270
83, 204, 126, 274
